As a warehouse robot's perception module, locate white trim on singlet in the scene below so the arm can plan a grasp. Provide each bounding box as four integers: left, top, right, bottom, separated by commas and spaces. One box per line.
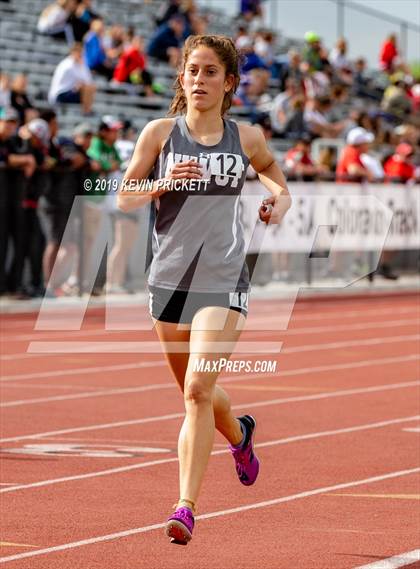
148, 291, 154, 314
225, 195, 240, 258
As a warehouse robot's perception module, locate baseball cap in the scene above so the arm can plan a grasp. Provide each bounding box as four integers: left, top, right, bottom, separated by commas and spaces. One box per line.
27, 118, 50, 145
73, 122, 94, 137
346, 127, 374, 146
99, 115, 123, 131
395, 142, 414, 157
0, 107, 19, 122
304, 31, 320, 43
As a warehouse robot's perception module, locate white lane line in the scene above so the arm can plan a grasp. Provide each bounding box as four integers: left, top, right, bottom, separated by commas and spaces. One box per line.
403, 427, 420, 433
2, 306, 418, 361
255, 319, 418, 337
24, 333, 420, 355
1, 379, 418, 444
2, 317, 417, 344
1, 349, 418, 385
2, 343, 419, 408
1, 415, 418, 495
353, 549, 420, 568
0, 467, 418, 564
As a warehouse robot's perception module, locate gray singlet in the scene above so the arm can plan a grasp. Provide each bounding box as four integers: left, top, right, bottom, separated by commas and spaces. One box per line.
147, 115, 251, 293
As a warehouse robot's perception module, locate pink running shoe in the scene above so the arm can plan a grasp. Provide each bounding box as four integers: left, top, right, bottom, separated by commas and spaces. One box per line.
165, 507, 194, 545
229, 415, 260, 486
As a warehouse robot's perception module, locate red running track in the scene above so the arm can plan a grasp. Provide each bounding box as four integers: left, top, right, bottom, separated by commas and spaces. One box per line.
0, 293, 419, 568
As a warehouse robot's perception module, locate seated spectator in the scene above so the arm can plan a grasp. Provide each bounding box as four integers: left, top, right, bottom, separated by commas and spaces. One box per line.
113, 35, 154, 97
352, 57, 382, 101
238, 0, 263, 24
302, 31, 329, 73
336, 127, 375, 182
279, 49, 304, 92
329, 37, 350, 71
270, 78, 301, 136
147, 14, 184, 67
283, 137, 321, 180
237, 36, 268, 73
304, 95, 347, 138
10, 74, 35, 125
84, 18, 116, 80
48, 43, 96, 115
379, 33, 398, 73
68, 0, 100, 42
254, 30, 275, 68
384, 143, 415, 183
381, 74, 413, 117
37, 0, 76, 42
156, 0, 196, 37
103, 24, 126, 66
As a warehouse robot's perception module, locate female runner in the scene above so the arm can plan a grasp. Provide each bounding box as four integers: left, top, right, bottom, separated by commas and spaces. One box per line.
118, 34, 291, 545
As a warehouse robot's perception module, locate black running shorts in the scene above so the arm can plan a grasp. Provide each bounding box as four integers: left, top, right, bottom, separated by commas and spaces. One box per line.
148, 286, 249, 324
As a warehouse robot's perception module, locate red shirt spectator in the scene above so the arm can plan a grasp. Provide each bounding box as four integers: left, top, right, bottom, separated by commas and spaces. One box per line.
336, 127, 374, 182
384, 143, 415, 182
379, 34, 398, 72
113, 43, 147, 83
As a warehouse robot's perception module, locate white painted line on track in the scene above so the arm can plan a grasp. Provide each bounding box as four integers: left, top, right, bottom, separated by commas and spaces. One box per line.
1, 351, 418, 384
2, 317, 418, 343
1, 379, 418, 444
2, 306, 418, 361
2, 342, 419, 408
24, 333, 420, 355
353, 549, 420, 568
1, 414, 417, 495
0, 468, 418, 564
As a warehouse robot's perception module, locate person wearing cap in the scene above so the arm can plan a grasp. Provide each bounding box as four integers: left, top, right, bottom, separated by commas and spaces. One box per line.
48, 42, 96, 115
384, 143, 416, 183
336, 127, 375, 183
0, 108, 36, 177
302, 31, 328, 73
147, 14, 184, 67
0, 108, 37, 296
78, 116, 122, 295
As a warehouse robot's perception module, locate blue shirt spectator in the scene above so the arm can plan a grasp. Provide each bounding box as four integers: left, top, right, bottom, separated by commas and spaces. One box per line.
84, 28, 106, 69
147, 15, 184, 65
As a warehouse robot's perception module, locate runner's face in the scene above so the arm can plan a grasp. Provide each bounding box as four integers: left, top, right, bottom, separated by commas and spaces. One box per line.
181, 47, 234, 112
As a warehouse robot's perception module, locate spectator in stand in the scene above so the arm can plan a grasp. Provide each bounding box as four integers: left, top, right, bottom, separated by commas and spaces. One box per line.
352, 57, 382, 101
103, 24, 126, 67
68, 0, 100, 42
10, 74, 35, 125
283, 137, 321, 180
278, 49, 304, 92
379, 33, 399, 73
384, 143, 416, 183
37, 0, 76, 43
155, 0, 196, 38
270, 78, 301, 137
147, 14, 184, 67
238, 0, 263, 24
48, 43, 96, 115
113, 34, 154, 97
381, 74, 413, 118
304, 95, 347, 138
329, 37, 350, 71
237, 36, 268, 73
254, 29, 275, 69
302, 31, 329, 73
84, 18, 116, 80
336, 126, 374, 182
